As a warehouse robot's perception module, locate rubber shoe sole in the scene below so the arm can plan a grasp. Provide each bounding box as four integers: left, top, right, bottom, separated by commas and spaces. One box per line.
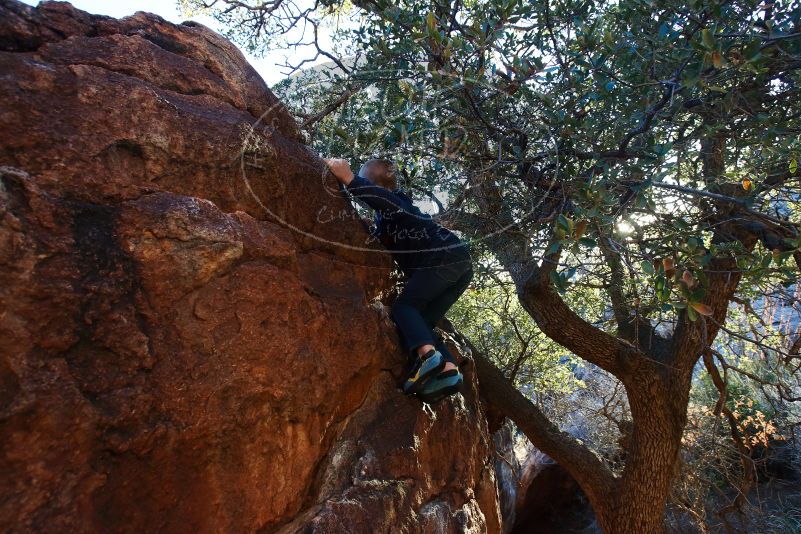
418, 369, 463, 404
402, 351, 446, 395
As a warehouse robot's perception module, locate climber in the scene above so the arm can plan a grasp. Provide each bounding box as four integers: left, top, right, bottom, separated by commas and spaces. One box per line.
324, 158, 473, 404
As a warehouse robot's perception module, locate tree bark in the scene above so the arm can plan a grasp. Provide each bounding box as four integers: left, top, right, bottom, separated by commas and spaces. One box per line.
605, 373, 690, 533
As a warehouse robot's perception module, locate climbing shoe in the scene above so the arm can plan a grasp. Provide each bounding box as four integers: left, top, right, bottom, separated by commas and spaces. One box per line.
402, 350, 446, 395
417, 368, 463, 404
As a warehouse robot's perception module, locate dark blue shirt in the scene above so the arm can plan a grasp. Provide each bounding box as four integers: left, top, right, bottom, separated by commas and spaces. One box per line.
345, 174, 469, 274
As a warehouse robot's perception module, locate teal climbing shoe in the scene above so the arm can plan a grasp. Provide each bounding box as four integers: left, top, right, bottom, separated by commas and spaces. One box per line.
417, 368, 463, 404
402, 350, 445, 395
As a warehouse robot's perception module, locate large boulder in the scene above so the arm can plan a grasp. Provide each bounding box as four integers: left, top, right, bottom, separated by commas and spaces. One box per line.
0, 1, 503, 532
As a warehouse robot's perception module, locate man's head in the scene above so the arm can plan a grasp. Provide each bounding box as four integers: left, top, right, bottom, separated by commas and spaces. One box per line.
359, 159, 398, 190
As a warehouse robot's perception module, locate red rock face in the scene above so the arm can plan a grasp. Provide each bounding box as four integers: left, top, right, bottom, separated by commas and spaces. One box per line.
0, 1, 502, 532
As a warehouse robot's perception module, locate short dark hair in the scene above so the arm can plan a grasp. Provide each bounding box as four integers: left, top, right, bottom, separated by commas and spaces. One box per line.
361, 159, 398, 189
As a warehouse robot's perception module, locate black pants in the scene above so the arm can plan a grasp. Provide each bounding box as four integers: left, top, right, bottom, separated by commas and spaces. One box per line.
390, 255, 473, 364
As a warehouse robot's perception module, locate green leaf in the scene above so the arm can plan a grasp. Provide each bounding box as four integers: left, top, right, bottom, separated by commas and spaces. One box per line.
687, 305, 698, 321
641, 260, 655, 275
425, 12, 437, 31
659, 286, 671, 302
790, 158, 798, 174
690, 287, 706, 302
701, 29, 715, 50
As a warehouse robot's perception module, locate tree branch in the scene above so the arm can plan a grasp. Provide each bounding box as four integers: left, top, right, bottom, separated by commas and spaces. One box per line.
299, 84, 359, 132
443, 322, 618, 518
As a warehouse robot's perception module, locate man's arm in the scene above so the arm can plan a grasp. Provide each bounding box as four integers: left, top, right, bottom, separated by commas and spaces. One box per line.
345, 175, 413, 213
324, 158, 411, 213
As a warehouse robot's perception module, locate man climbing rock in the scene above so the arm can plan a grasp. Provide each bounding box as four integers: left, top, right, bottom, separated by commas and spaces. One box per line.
324, 158, 473, 404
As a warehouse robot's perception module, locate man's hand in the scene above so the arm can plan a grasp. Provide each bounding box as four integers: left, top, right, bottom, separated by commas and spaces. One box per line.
323, 158, 355, 185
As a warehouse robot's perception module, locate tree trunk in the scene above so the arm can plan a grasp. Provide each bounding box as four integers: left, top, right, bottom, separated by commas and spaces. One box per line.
598, 374, 691, 533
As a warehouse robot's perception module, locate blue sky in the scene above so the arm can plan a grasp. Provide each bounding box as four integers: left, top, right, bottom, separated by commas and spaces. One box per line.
19, 0, 326, 85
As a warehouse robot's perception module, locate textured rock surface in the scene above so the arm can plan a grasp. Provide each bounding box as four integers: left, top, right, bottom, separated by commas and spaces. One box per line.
492, 421, 524, 533
0, 1, 503, 532
499, 432, 592, 534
